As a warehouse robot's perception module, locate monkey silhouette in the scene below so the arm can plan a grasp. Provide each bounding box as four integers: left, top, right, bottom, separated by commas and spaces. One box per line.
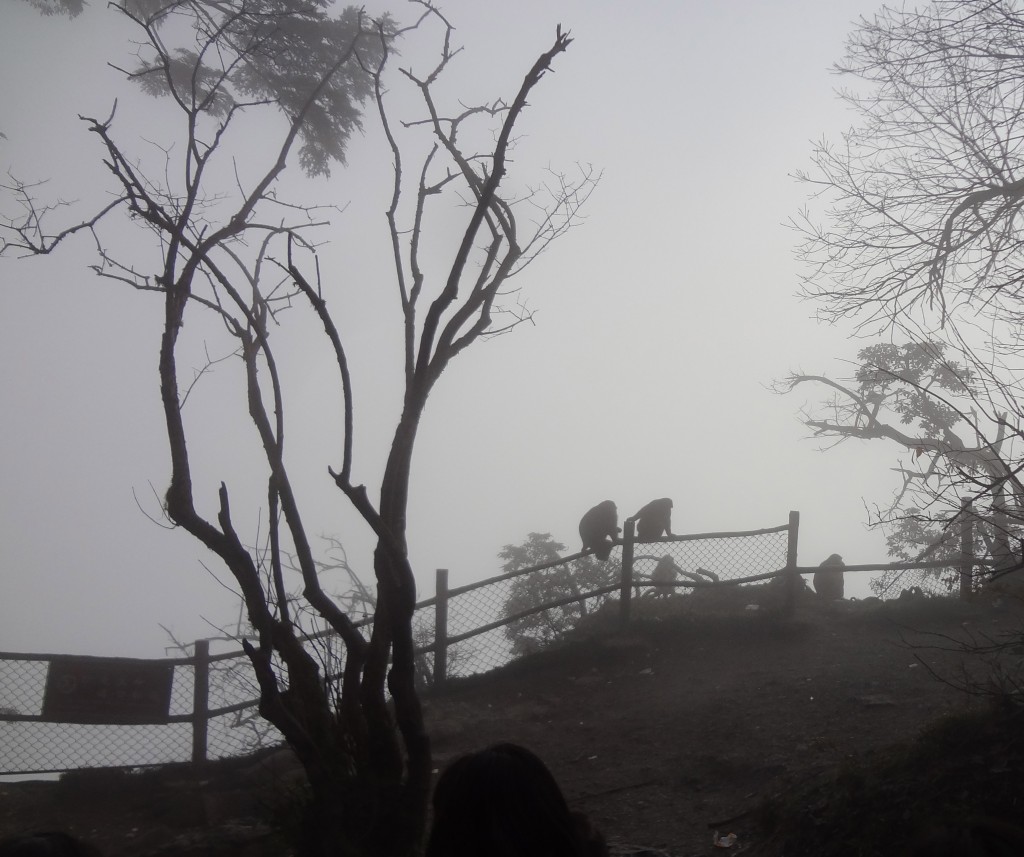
814, 553, 845, 601
633, 497, 673, 540
579, 501, 620, 561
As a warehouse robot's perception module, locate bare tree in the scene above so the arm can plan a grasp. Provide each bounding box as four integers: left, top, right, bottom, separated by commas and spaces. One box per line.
1, 2, 597, 854
789, 0, 1024, 585
794, 0, 1024, 331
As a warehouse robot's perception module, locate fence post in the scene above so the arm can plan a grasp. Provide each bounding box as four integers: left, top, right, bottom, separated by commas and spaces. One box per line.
619, 518, 636, 629
959, 499, 974, 599
191, 638, 209, 768
783, 511, 801, 614
434, 569, 449, 687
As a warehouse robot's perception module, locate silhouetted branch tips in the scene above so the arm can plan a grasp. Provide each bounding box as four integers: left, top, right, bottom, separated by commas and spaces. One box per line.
4, 3, 594, 851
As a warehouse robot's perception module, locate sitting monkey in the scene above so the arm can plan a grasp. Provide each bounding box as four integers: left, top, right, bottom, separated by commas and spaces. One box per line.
633, 497, 674, 540
813, 553, 845, 601
579, 500, 621, 561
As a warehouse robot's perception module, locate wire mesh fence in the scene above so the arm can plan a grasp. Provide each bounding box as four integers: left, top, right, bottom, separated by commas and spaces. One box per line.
631, 527, 791, 590
0, 512, 982, 775
0, 654, 194, 774
0, 721, 192, 774
431, 521, 797, 679
869, 564, 971, 599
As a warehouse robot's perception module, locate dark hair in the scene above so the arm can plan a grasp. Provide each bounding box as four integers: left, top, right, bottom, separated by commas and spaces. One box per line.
904, 817, 1024, 857
425, 743, 606, 857
0, 832, 102, 857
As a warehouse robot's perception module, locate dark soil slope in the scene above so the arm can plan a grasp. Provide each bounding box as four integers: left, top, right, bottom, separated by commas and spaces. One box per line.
2, 591, 1022, 856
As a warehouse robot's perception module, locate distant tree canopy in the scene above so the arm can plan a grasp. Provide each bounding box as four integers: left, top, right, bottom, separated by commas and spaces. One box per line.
499, 533, 616, 656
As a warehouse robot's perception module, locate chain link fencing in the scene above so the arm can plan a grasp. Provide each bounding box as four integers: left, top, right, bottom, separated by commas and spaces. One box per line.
1, 513, 980, 775
430, 521, 797, 680
869, 564, 972, 599
631, 527, 791, 589
0, 654, 194, 774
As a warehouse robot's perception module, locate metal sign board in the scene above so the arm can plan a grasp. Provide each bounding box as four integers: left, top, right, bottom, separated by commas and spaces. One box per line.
42, 656, 174, 724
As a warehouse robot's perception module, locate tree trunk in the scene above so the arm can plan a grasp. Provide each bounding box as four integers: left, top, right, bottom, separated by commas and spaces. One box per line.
368, 403, 432, 854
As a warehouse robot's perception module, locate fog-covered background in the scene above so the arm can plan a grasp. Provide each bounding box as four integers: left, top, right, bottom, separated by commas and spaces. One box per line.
0, 0, 897, 659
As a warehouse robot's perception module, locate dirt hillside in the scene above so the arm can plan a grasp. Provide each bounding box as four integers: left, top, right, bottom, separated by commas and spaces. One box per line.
2, 589, 1022, 856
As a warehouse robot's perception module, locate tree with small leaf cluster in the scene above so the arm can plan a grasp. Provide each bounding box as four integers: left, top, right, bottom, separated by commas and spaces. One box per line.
499, 533, 617, 656
18, 0, 84, 17
2, 2, 597, 854
779, 342, 1023, 583
789, 0, 1024, 584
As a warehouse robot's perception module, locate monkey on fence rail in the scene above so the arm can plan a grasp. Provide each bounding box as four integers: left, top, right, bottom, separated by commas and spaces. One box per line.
813, 553, 845, 601
632, 497, 673, 540
579, 500, 621, 561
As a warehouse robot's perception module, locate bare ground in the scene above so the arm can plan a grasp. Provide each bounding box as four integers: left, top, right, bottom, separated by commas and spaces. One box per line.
2, 586, 1022, 856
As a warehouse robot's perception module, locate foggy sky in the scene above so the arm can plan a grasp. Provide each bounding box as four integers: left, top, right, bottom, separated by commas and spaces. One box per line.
0, 0, 896, 659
